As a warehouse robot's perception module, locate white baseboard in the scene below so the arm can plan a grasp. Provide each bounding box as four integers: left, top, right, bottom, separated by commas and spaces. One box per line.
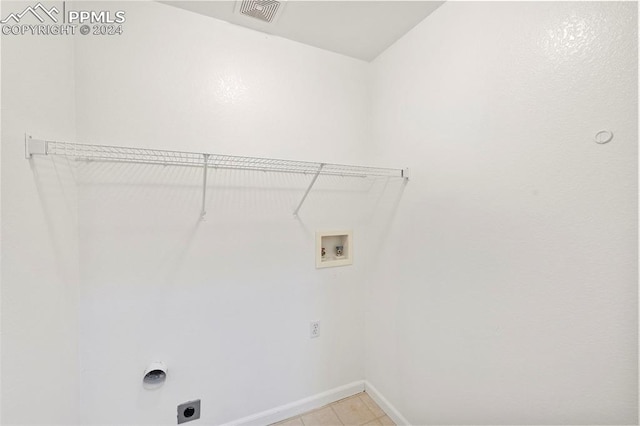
364, 381, 410, 426
221, 381, 365, 426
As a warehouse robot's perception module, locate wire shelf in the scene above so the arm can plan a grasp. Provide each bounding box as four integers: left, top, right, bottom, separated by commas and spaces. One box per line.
42, 141, 403, 178
26, 137, 408, 218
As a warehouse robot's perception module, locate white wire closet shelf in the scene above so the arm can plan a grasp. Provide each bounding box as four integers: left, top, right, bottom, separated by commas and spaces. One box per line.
25, 136, 409, 217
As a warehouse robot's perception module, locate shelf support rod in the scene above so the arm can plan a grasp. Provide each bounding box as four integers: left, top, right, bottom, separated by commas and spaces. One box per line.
293, 163, 324, 217
200, 154, 210, 219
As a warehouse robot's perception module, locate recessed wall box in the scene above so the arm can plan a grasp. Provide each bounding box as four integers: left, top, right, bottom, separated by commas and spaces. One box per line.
177, 399, 201, 424
316, 231, 353, 268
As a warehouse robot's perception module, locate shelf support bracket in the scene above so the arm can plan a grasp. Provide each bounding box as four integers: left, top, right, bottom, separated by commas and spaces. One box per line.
200, 154, 210, 219
25, 135, 48, 159
293, 163, 324, 217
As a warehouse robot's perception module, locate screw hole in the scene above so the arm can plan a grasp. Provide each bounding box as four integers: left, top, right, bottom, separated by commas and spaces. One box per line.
184, 407, 195, 418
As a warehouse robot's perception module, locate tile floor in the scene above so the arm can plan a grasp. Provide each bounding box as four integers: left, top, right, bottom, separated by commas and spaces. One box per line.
272, 392, 395, 426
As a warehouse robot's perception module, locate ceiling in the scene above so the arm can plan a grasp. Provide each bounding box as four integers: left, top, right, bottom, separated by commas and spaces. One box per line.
161, 1, 444, 61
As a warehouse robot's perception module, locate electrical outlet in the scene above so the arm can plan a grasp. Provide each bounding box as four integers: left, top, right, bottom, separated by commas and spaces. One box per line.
177, 399, 201, 424
310, 320, 320, 338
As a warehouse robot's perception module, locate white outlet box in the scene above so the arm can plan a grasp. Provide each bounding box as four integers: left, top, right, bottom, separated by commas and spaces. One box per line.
310, 321, 320, 338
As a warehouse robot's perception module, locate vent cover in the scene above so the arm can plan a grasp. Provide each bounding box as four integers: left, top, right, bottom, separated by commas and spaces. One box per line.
238, 0, 282, 23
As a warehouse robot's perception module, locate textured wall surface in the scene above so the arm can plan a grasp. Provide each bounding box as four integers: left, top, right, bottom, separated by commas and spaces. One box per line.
366, 2, 638, 424
73, 2, 376, 424
1, 1, 637, 425
1, 1, 79, 423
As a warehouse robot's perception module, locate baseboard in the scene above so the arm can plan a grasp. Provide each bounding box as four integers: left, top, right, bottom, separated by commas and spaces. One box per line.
364, 381, 410, 426
221, 380, 365, 426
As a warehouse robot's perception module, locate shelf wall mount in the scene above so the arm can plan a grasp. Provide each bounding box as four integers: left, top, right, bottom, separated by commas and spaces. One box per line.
25, 135, 408, 218
25, 135, 47, 159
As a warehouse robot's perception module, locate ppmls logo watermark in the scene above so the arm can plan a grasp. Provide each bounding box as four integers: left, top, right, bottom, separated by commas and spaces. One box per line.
1, 2, 126, 36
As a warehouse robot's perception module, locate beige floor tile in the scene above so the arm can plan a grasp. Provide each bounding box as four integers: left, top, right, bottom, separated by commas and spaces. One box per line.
332, 396, 377, 425
301, 406, 343, 426
272, 417, 304, 426
359, 393, 385, 418
378, 415, 396, 426
363, 419, 383, 426
334, 394, 362, 404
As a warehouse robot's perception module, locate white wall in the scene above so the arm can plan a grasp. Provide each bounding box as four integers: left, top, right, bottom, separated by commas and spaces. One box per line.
2, 1, 637, 425
366, 1, 638, 424
72, 2, 377, 424
1, 1, 79, 423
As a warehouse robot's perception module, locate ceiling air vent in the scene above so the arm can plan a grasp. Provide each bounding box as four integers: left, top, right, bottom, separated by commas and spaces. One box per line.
237, 0, 283, 23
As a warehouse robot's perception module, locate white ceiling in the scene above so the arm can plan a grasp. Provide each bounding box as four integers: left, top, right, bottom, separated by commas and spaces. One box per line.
160, 1, 444, 61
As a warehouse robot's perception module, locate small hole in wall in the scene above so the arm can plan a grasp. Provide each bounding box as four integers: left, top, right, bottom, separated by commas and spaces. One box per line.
184, 407, 195, 418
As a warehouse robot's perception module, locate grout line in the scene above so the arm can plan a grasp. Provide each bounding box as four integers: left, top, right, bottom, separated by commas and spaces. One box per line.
328, 404, 345, 425
357, 394, 378, 424
270, 390, 394, 426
